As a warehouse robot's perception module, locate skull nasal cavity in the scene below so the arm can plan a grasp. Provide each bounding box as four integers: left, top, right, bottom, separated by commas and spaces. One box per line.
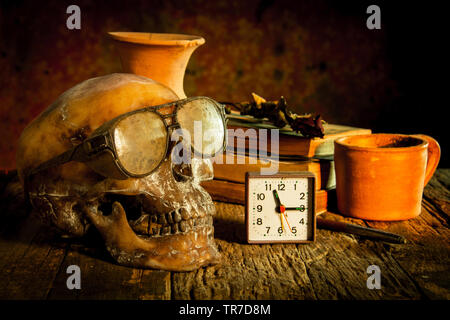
99, 194, 142, 221
172, 163, 193, 182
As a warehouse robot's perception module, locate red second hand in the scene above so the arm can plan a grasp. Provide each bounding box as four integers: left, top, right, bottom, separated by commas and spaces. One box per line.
279, 205, 293, 233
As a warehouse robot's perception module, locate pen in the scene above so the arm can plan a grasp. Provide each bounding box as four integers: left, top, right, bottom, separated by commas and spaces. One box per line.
316, 217, 407, 244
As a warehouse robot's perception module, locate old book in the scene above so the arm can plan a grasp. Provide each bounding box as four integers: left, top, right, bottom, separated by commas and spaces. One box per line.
201, 179, 328, 214
211, 152, 333, 190
226, 119, 371, 157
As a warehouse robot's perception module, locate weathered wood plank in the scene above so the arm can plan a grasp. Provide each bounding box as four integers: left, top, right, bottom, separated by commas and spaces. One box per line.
0, 172, 171, 300
299, 229, 421, 299
46, 238, 171, 300
0, 223, 67, 299
172, 239, 318, 300
172, 202, 423, 299
139, 269, 171, 300
0, 170, 448, 300
362, 171, 450, 299
0, 215, 42, 278
0, 173, 66, 300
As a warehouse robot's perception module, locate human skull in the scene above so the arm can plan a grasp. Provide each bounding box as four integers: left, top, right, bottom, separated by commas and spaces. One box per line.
16, 73, 221, 271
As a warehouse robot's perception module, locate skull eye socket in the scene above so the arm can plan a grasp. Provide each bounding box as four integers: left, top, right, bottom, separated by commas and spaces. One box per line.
176, 99, 225, 156
114, 112, 168, 175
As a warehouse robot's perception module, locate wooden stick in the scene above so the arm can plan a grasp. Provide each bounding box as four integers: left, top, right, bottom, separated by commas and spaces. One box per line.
316, 217, 407, 244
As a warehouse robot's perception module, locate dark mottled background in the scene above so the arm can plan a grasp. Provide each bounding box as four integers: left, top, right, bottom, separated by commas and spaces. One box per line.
0, 0, 447, 169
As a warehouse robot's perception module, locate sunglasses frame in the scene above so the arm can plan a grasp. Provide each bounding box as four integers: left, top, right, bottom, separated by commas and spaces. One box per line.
26, 96, 228, 181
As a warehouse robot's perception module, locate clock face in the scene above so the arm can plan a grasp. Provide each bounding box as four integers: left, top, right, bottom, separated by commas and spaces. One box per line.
246, 172, 316, 243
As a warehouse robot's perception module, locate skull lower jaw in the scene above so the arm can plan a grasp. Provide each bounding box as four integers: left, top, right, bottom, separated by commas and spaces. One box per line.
111, 225, 220, 271
84, 201, 221, 271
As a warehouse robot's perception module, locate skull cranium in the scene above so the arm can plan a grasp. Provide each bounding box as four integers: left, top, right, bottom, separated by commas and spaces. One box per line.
16, 73, 221, 271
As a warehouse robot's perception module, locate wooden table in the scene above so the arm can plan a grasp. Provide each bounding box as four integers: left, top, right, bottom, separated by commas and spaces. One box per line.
0, 169, 448, 300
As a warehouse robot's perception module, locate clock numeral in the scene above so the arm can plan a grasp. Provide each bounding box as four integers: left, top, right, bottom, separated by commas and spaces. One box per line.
292, 226, 297, 234
277, 183, 285, 191
299, 218, 305, 225
299, 205, 305, 212
278, 227, 283, 234
257, 193, 265, 200
294, 184, 297, 190
266, 227, 270, 234
257, 205, 263, 212
265, 184, 272, 191
299, 192, 305, 200
257, 218, 263, 225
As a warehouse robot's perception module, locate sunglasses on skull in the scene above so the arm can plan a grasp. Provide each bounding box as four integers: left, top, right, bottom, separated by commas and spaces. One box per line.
25, 96, 227, 181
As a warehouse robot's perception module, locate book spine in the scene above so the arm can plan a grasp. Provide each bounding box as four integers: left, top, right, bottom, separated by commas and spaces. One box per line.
226, 125, 315, 157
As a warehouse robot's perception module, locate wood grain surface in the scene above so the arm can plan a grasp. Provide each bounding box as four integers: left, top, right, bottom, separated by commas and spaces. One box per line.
0, 169, 448, 300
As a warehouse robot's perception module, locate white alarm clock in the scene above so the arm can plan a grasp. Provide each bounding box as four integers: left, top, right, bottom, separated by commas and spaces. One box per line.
245, 171, 316, 243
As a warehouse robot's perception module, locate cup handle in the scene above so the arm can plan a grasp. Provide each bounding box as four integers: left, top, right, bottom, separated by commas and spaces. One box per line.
412, 134, 441, 186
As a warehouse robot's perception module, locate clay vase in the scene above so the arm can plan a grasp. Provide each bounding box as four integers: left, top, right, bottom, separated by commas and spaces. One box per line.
108, 32, 205, 98
334, 133, 440, 221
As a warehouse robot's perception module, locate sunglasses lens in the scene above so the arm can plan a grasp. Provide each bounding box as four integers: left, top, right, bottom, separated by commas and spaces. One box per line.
177, 98, 225, 156
114, 112, 167, 175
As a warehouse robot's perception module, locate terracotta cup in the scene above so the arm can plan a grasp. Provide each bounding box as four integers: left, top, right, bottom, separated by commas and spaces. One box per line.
334, 133, 440, 221
108, 32, 205, 98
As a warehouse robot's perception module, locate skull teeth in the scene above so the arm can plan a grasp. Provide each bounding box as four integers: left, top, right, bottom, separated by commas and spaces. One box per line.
129, 208, 213, 238
173, 209, 182, 223
161, 226, 171, 235
179, 208, 190, 220
157, 215, 167, 224
179, 220, 187, 232
165, 212, 174, 224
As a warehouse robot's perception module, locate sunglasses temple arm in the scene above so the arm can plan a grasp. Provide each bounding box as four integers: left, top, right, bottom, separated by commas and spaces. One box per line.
27, 146, 83, 178
24, 146, 80, 209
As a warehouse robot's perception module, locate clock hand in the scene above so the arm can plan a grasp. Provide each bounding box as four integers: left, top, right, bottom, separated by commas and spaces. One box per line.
272, 189, 290, 214
275, 201, 294, 233
281, 209, 293, 233
284, 207, 305, 211
272, 190, 285, 232
272, 190, 295, 233
272, 190, 282, 210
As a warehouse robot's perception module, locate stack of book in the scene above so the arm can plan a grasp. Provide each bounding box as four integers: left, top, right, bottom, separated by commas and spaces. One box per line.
201, 115, 371, 214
